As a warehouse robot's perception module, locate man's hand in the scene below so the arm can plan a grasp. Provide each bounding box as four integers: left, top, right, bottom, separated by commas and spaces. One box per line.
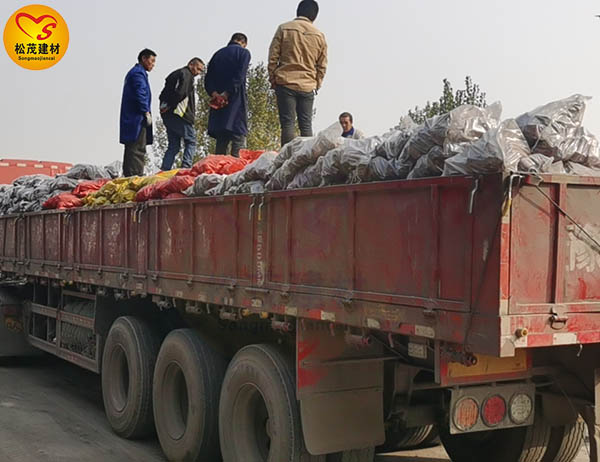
145, 112, 152, 126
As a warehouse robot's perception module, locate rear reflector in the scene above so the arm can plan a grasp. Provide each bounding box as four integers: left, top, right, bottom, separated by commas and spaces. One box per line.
482, 395, 506, 427
453, 397, 479, 431
509, 393, 533, 425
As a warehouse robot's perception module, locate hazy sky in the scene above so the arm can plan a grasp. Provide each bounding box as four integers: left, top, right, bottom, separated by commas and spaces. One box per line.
1, 0, 599, 165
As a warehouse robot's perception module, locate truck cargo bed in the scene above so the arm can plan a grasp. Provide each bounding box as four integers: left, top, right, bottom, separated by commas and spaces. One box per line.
1, 173, 599, 357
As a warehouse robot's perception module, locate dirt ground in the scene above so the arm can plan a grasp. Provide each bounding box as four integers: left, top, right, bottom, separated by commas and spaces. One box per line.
0, 355, 590, 462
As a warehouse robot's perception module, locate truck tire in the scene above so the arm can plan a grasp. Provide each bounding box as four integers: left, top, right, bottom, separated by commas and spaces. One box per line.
101, 316, 160, 439
326, 448, 375, 462
219, 344, 324, 462
541, 416, 585, 462
153, 329, 226, 462
440, 415, 551, 462
378, 425, 439, 452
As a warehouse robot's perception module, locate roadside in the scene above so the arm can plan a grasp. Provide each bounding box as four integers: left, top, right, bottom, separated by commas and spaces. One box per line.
0, 356, 590, 462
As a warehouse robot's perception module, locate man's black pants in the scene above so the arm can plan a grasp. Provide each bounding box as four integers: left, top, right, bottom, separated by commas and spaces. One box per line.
275, 86, 315, 147
123, 126, 147, 177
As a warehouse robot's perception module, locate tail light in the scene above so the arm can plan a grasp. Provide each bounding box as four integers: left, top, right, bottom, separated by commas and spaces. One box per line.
509, 393, 533, 425
482, 395, 506, 427
453, 397, 479, 431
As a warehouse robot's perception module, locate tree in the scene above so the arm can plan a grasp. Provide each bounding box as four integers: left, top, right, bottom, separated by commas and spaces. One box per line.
407, 76, 487, 124
149, 62, 280, 172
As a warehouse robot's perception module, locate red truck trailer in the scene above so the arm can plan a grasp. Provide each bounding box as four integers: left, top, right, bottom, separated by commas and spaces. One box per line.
0, 172, 598, 462
0, 159, 72, 184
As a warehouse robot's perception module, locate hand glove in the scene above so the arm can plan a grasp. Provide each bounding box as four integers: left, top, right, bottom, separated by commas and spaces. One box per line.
145, 112, 152, 126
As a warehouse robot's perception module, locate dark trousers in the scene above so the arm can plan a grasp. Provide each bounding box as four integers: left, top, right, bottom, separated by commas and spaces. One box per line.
275, 85, 315, 146
123, 126, 147, 177
215, 133, 246, 158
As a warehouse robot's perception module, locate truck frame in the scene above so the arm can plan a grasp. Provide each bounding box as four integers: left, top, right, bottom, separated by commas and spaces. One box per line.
1, 172, 599, 462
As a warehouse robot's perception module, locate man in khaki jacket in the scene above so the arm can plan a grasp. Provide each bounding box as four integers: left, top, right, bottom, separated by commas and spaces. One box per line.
268, 0, 328, 146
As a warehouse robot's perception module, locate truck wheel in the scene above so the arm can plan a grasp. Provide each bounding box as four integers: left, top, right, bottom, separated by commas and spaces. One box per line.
326, 448, 375, 462
101, 316, 160, 439
439, 415, 551, 462
219, 344, 323, 462
153, 329, 226, 462
541, 416, 585, 462
378, 425, 439, 452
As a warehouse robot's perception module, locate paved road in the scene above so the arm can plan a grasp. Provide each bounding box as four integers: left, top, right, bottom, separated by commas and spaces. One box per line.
0, 355, 591, 462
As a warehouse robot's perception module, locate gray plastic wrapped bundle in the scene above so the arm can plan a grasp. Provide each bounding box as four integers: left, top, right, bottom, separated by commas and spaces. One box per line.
238, 151, 278, 183
375, 117, 417, 159
443, 102, 502, 157
516, 94, 590, 159
267, 123, 343, 191
443, 119, 531, 176
287, 159, 325, 190
236, 181, 266, 194
271, 137, 310, 170
518, 154, 554, 173
319, 137, 379, 186
407, 146, 446, 179
558, 127, 600, 167
184, 173, 226, 197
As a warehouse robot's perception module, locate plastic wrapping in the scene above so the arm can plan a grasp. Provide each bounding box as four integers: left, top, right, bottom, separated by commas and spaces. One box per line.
64, 164, 115, 180
271, 137, 310, 170
184, 174, 226, 197
375, 118, 416, 160
559, 127, 600, 167
516, 94, 590, 158
443, 102, 502, 157
236, 181, 266, 194
287, 160, 324, 190
238, 151, 278, 183
518, 154, 554, 173
443, 119, 531, 176
318, 137, 377, 186
267, 123, 343, 191
407, 146, 446, 179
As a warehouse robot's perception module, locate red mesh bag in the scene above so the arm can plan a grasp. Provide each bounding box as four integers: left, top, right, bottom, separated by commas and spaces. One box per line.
43, 193, 83, 210
191, 155, 248, 176
72, 179, 111, 198
239, 149, 266, 164
155, 175, 195, 198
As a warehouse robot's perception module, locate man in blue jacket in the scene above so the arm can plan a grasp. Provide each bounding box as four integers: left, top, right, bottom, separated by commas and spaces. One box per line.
204, 33, 251, 158
120, 49, 156, 177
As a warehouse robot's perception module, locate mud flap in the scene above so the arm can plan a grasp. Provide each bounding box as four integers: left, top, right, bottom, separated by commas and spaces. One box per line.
297, 320, 385, 455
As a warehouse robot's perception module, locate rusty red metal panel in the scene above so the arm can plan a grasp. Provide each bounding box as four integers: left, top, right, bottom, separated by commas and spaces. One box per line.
267, 197, 287, 284
291, 193, 352, 289
509, 184, 556, 308
564, 184, 600, 302
29, 215, 45, 261
355, 187, 431, 297
102, 209, 126, 268
80, 210, 100, 265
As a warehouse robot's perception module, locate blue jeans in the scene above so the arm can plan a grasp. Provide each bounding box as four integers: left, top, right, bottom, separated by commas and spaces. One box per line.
161, 114, 196, 170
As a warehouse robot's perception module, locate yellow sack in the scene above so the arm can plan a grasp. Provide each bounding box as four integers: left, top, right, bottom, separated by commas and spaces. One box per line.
83, 171, 179, 206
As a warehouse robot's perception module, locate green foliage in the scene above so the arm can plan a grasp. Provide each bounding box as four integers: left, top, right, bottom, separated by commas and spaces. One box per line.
150, 62, 280, 171
407, 76, 487, 124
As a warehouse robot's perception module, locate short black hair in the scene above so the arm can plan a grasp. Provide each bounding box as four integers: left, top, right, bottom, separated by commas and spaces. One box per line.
138, 48, 156, 63
297, 0, 319, 21
188, 57, 205, 66
230, 33, 248, 45
339, 112, 353, 123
